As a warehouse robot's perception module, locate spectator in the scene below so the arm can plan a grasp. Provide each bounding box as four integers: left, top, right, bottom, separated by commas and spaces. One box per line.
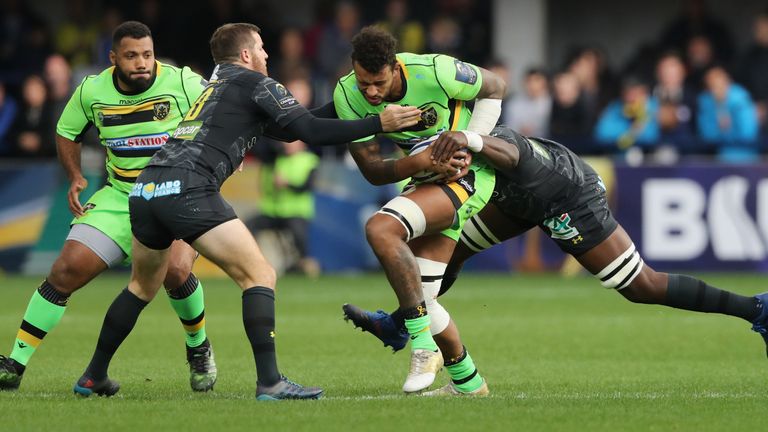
549, 71, 592, 144
737, 11, 768, 134
653, 51, 697, 152
660, 0, 734, 65
94, 7, 124, 68
0, 0, 51, 86
0, 83, 18, 156
250, 74, 320, 277
595, 76, 660, 158
507, 67, 552, 137
55, 0, 99, 70
697, 65, 759, 163
9, 75, 56, 158
567, 46, 618, 130
44, 54, 73, 118
685, 34, 716, 93
427, 15, 462, 58
377, 0, 426, 54
272, 28, 312, 84
316, 0, 361, 98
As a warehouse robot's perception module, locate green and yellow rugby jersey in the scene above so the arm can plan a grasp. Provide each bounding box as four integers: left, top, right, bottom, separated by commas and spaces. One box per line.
333, 52, 483, 150
56, 61, 205, 194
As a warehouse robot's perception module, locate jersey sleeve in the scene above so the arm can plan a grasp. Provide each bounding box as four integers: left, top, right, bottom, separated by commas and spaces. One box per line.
434, 54, 483, 101
333, 80, 375, 142
180, 66, 206, 111
252, 76, 308, 127
56, 78, 92, 142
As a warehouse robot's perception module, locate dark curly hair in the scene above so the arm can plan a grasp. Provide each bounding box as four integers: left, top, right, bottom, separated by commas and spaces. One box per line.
112, 21, 152, 48
351, 26, 397, 73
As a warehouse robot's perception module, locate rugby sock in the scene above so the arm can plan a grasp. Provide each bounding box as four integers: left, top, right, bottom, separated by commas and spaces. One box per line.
84, 288, 147, 380
445, 347, 484, 393
242, 286, 280, 386
166, 273, 207, 348
402, 303, 439, 352
665, 274, 761, 322
10, 280, 69, 370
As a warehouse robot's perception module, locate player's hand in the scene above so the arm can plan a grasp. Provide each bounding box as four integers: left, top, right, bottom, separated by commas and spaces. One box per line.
440, 151, 473, 183
380, 105, 421, 132
430, 131, 468, 164
68, 175, 88, 217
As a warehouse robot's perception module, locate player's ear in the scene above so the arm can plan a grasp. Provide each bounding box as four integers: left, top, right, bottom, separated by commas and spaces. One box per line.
109, 50, 116, 66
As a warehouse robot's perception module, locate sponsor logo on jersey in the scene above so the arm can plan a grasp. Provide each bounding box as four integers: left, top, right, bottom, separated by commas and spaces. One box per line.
454, 60, 477, 85
83, 203, 97, 212
266, 82, 299, 109
172, 121, 202, 140
130, 180, 182, 200
105, 132, 169, 150
543, 213, 581, 240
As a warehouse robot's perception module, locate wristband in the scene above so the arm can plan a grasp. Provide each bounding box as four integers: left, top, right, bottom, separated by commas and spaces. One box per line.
460, 130, 484, 152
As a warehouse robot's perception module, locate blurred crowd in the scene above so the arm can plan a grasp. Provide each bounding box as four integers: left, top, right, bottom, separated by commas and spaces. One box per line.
1, 0, 767, 164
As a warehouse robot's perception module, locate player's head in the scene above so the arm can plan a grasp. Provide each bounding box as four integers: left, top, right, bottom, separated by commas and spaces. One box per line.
110, 21, 155, 93
210, 23, 268, 75
351, 26, 399, 105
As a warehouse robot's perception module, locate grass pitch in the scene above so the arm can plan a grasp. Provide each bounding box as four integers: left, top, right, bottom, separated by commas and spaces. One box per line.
1, 272, 766, 431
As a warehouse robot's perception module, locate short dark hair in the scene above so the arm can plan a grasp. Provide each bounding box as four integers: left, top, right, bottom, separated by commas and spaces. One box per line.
112, 21, 152, 48
210, 23, 261, 64
351, 26, 397, 73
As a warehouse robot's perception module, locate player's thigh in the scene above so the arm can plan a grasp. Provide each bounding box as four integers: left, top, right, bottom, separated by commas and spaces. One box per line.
48, 238, 110, 293
400, 183, 458, 232
192, 218, 275, 290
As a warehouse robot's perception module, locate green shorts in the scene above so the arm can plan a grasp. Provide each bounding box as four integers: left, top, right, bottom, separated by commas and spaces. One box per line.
439, 162, 495, 241
71, 186, 133, 262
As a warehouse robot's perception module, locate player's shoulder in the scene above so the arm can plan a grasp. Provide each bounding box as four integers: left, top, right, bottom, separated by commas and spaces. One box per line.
75, 67, 115, 101
397, 52, 440, 67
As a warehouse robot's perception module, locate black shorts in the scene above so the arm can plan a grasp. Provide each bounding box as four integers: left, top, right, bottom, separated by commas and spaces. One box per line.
129, 167, 237, 250
537, 172, 618, 256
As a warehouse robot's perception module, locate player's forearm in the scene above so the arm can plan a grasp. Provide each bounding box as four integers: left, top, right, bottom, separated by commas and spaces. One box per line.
55, 134, 84, 181
477, 135, 519, 173
285, 114, 382, 146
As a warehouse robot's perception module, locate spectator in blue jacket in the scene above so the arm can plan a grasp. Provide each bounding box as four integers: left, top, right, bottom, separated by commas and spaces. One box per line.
697, 65, 759, 163
595, 76, 659, 155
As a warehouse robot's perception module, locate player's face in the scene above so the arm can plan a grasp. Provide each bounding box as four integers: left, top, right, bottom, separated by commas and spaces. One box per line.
110, 36, 155, 93
353, 62, 397, 106
248, 31, 269, 75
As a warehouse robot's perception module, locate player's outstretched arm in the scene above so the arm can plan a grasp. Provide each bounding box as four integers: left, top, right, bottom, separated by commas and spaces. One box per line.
56, 133, 88, 217
276, 104, 421, 146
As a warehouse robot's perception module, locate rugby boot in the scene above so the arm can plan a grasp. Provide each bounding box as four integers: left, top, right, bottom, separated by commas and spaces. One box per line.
342, 303, 408, 352
750, 292, 768, 357
402, 348, 442, 393
421, 379, 490, 397
187, 339, 217, 392
0, 355, 22, 390
256, 375, 323, 400
73, 375, 120, 397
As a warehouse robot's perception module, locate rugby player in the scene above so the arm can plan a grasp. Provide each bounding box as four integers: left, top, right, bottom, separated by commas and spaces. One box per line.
343, 125, 768, 396
333, 26, 506, 394
0, 21, 218, 392
72, 23, 422, 400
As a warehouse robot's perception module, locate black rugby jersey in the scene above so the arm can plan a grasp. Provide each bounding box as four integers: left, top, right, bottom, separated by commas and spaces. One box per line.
148, 63, 307, 185
489, 126, 597, 221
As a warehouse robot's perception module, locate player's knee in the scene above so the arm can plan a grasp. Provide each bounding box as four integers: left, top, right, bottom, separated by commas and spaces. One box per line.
365, 216, 404, 249
162, 265, 190, 290
372, 196, 426, 243
48, 257, 88, 295
621, 269, 666, 304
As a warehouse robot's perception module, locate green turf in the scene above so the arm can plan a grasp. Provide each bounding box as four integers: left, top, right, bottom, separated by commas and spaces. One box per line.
1, 273, 766, 431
